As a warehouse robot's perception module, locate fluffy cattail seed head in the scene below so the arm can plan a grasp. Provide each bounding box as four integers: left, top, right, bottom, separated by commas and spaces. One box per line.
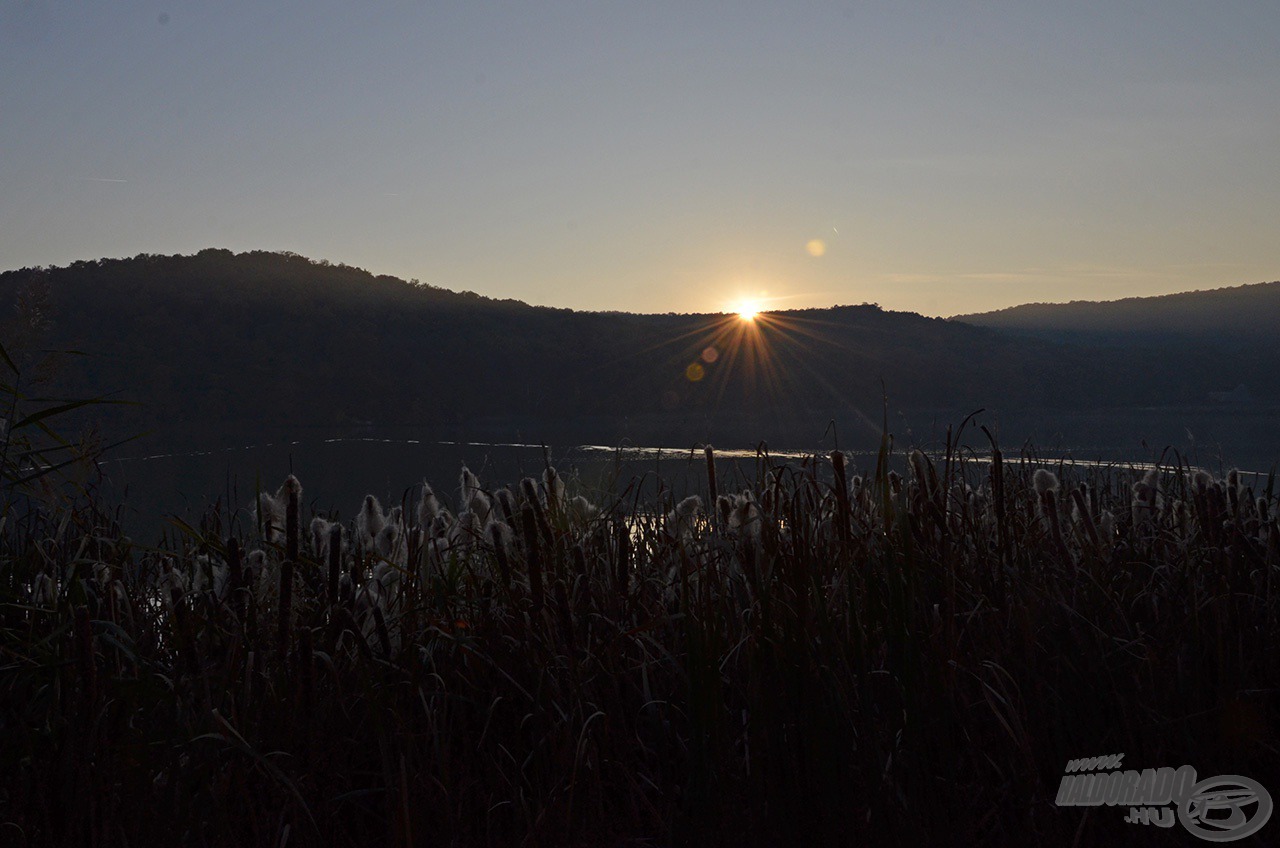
1032, 469, 1059, 495
417, 481, 440, 527
459, 467, 481, 510
543, 466, 566, 510
1192, 470, 1213, 494
357, 495, 386, 545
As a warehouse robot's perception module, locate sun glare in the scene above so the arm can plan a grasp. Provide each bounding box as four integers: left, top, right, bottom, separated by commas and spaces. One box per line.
736, 302, 761, 322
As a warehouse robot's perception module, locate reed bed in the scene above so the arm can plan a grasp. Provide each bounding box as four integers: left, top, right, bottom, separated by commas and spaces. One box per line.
1, 438, 1278, 846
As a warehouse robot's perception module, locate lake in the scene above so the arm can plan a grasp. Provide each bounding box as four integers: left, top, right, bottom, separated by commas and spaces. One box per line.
94, 408, 1280, 542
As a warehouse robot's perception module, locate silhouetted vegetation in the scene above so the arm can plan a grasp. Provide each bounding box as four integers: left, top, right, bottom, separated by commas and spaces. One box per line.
3, 442, 1277, 845
956, 280, 1280, 341
6, 250, 1261, 456
3, 252, 1279, 845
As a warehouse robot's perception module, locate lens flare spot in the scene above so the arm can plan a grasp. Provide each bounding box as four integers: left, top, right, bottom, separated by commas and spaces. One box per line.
701, 346, 719, 363
806, 238, 826, 257
685, 362, 706, 382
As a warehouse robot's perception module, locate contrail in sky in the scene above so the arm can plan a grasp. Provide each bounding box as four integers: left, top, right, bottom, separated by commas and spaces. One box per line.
84, 177, 127, 183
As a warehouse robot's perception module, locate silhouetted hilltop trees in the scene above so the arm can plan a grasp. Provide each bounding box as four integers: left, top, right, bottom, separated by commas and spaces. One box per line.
0, 250, 1272, 452
952, 281, 1280, 412
955, 280, 1280, 341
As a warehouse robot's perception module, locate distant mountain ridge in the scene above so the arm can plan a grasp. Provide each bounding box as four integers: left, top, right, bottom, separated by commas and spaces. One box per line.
953, 280, 1280, 340
0, 249, 1058, 449
1, 250, 1275, 453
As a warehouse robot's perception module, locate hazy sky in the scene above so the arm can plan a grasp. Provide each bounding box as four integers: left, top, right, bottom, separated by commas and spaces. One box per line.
2, 2, 1279, 316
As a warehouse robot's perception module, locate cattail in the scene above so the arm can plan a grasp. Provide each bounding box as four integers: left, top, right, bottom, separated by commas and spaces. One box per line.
760, 470, 780, 516
227, 537, 244, 614
615, 522, 631, 596
520, 477, 553, 542
429, 512, 452, 540
729, 492, 761, 540
283, 475, 301, 562
210, 558, 231, 601
493, 488, 516, 524
568, 494, 598, 525
705, 445, 718, 514
1206, 483, 1227, 535
887, 470, 903, 496
450, 510, 482, 550
675, 494, 702, 518
716, 495, 733, 529
1131, 469, 1160, 528
417, 481, 441, 528
831, 450, 851, 543
357, 495, 386, 551
1171, 498, 1190, 533
666, 495, 702, 539
1042, 488, 1066, 550
244, 548, 265, 579
256, 491, 285, 544
371, 560, 401, 601
1032, 469, 1059, 495
310, 517, 331, 560
488, 520, 513, 584
1099, 510, 1115, 541
459, 465, 482, 509
468, 490, 492, 524
1226, 470, 1241, 515
279, 558, 294, 656
543, 466, 565, 513
190, 554, 214, 595
347, 530, 365, 605
327, 524, 342, 607
910, 450, 934, 496
521, 504, 545, 611
157, 567, 185, 608
1192, 469, 1213, 495
1070, 486, 1100, 547
375, 522, 402, 562
385, 505, 404, 541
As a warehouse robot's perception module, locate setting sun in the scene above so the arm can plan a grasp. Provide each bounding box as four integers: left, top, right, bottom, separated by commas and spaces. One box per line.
735, 301, 761, 322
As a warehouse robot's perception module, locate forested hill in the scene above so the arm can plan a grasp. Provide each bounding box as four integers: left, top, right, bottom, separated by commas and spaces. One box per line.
0, 250, 1269, 451
954, 281, 1280, 342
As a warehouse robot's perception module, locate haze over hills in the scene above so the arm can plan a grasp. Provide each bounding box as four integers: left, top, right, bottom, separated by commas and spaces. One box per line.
0, 250, 1274, 458
955, 280, 1280, 342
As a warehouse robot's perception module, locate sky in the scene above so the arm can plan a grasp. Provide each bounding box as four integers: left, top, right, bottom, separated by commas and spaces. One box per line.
2, 2, 1279, 317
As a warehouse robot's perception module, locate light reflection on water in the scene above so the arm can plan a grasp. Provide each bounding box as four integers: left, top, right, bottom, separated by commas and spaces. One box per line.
108, 435, 1272, 477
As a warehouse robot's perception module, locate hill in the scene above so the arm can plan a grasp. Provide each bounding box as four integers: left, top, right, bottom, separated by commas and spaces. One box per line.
954, 280, 1280, 342
0, 250, 1272, 455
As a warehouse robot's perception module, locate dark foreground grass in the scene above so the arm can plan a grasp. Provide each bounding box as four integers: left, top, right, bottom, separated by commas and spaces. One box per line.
1, 440, 1278, 846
